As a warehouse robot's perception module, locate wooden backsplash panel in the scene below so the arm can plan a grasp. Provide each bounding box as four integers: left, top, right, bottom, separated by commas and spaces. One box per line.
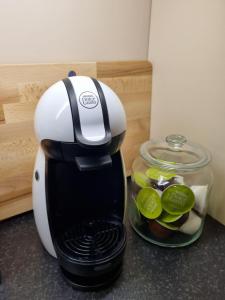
0, 61, 152, 220
0, 63, 96, 101
0, 121, 36, 203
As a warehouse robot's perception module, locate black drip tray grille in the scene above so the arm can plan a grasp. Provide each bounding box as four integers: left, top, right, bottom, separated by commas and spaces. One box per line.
57, 220, 125, 261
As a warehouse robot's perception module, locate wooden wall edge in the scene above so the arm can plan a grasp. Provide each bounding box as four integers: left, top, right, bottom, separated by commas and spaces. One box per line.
0, 193, 32, 221
97, 61, 152, 78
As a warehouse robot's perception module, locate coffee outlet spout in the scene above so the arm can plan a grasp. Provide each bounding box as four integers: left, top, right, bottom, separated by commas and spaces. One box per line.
32, 75, 127, 290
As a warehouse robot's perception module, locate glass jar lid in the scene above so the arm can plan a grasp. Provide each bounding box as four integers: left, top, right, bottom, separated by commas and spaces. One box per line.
140, 134, 211, 171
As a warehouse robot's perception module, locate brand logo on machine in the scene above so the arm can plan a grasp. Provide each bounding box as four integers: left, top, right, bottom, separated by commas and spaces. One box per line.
79, 91, 99, 109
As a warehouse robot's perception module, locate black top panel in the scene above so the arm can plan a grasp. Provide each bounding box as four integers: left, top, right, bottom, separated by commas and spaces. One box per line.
41, 131, 125, 163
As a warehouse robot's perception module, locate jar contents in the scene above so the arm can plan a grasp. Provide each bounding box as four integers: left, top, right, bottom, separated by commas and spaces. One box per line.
130, 167, 208, 246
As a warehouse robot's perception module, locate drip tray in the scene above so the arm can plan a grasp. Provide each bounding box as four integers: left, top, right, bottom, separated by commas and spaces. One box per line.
55, 220, 126, 290
59, 220, 124, 261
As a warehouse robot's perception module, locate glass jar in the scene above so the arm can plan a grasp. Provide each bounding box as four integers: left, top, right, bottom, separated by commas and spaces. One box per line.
129, 134, 213, 247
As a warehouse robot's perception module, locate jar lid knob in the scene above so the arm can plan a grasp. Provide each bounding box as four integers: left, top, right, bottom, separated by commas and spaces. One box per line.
166, 134, 187, 148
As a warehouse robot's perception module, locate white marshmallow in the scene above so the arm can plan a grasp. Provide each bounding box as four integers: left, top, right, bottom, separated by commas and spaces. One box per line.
179, 211, 202, 235
174, 175, 185, 185
191, 185, 208, 215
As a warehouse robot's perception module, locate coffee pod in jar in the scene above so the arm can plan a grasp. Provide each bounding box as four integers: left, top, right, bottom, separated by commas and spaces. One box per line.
146, 167, 176, 191
132, 172, 150, 189
148, 211, 189, 239
136, 187, 162, 219
161, 184, 195, 215
158, 210, 189, 226
148, 219, 177, 239
131, 172, 150, 196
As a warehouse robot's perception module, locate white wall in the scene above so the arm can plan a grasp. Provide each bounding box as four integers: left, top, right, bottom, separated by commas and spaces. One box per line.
149, 0, 225, 224
0, 0, 151, 63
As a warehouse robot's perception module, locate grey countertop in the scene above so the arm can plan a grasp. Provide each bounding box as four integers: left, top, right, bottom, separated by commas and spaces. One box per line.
1, 210, 225, 300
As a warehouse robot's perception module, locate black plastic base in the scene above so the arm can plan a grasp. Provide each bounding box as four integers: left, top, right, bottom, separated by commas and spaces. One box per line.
61, 263, 122, 291
55, 220, 126, 291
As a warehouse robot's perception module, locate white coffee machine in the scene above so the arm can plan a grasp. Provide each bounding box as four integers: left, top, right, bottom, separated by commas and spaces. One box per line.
32, 75, 127, 290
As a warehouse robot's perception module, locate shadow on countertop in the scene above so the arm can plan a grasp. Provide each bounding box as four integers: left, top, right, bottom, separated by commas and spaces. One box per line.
0, 210, 225, 300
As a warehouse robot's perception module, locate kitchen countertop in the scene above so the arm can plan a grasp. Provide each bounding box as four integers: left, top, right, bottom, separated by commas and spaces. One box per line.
1, 208, 225, 299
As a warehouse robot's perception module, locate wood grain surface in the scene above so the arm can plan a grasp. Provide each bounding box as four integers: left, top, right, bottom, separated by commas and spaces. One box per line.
0, 62, 96, 102
97, 61, 152, 78
0, 193, 32, 221
0, 61, 152, 220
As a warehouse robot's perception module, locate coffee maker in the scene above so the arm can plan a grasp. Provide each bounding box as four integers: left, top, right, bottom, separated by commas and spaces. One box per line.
32, 75, 127, 290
